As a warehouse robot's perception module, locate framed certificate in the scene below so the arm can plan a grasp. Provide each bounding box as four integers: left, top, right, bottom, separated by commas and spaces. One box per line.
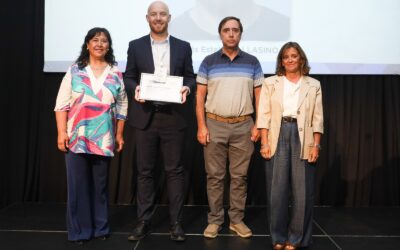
139, 73, 183, 103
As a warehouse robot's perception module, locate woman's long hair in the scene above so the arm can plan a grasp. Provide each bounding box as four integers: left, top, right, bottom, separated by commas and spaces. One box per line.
75, 27, 116, 69
275, 41, 310, 76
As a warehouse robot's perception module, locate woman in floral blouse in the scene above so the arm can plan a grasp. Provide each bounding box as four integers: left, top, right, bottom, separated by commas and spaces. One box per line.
54, 27, 128, 245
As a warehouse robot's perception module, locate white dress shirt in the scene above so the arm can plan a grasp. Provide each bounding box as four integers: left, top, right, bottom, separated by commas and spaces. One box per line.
150, 34, 170, 75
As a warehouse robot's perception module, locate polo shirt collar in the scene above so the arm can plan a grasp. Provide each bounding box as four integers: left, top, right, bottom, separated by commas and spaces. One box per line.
219, 48, 243, 60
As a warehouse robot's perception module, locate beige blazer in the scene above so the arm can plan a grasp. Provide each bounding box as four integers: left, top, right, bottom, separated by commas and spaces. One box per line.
257, 75, 324, 159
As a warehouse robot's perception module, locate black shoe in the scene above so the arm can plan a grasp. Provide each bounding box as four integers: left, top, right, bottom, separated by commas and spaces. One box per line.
128, 221, 151, 241
170, 222, 186, 242
70, 240, 86, 246
95, 234, 109, 241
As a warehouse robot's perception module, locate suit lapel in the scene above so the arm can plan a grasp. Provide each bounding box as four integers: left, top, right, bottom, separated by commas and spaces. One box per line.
169, 36, 176, 75
297, 76, 311, 109
144, 35, 155, 73
275, 76, 284, 111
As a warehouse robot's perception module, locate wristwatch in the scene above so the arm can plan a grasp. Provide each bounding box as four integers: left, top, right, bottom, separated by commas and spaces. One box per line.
314, 144, 322, 150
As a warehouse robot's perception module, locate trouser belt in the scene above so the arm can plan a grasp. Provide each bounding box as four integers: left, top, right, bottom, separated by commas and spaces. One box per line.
206, 112, 251, 124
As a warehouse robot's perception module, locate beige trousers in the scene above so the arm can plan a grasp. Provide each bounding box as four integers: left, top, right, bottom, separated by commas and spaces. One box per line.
204, 117, 254, 225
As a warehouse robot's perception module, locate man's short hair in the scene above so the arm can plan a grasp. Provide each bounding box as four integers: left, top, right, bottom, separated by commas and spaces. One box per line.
218, 16, 243, 34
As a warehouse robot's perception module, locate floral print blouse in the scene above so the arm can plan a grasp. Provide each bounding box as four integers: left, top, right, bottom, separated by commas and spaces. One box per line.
54, 64, 128, 157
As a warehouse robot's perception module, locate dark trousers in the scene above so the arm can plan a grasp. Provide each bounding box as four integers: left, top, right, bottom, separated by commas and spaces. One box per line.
135, 112, 185, 225
266, 122, 315, 247
65, 152, 111, 241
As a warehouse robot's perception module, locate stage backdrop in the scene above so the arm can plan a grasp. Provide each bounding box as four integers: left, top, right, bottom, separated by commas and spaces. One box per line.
1, 0, 399, 208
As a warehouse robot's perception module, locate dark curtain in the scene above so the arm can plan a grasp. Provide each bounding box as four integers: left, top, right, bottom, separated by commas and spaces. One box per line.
1, 0, 399, 208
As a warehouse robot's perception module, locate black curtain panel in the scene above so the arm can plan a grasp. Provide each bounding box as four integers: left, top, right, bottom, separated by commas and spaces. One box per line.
1, 0, 399, 208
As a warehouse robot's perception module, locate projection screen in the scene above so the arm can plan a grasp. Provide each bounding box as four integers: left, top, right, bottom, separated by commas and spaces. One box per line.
44, 0, 400, 74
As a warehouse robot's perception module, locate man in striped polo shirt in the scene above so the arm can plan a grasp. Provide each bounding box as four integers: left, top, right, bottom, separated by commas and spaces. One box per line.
196, 16, 264, 239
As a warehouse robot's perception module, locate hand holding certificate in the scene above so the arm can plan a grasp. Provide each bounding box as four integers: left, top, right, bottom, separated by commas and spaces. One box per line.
139, 73, 184, 103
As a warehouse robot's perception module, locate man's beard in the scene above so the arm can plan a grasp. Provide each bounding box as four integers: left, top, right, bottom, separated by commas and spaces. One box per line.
150, 22, 168, 35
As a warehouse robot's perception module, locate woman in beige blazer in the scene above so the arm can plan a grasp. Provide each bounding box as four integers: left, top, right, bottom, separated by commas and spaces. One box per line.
257, 42, 323, 250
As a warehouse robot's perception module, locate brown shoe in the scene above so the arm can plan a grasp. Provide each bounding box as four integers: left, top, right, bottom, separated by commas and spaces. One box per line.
284, 243, 297, 250
203, 224, 221, 238
273, 243, 286, 249
229, 222, 252, 238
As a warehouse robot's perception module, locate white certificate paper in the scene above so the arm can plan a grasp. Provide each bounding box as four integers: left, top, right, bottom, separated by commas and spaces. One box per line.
139, 73, 183, 103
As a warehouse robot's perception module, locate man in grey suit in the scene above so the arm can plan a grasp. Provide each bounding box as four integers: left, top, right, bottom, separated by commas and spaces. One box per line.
124, 1, 196, 242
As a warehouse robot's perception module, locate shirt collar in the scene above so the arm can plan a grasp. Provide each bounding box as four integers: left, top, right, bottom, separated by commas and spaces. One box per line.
284, 75, 303, 88
150, 34, 170, 45
219, 48, 243, 59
